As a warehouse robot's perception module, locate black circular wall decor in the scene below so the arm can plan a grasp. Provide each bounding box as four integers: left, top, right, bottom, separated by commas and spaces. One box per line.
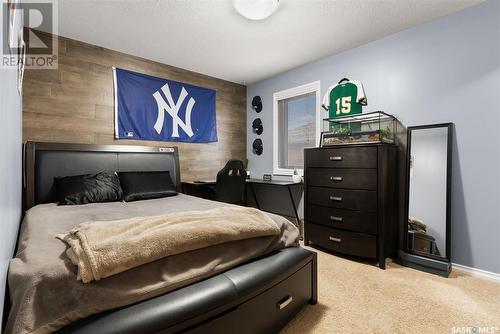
252, 118, 263, 135
251, 96, 263, 113
252, 138, 263, 155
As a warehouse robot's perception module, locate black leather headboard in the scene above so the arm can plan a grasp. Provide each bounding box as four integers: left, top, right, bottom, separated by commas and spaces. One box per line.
24, 141, 181, 210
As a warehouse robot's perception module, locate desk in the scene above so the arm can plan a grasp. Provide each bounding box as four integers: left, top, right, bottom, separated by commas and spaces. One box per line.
181, 180, 216, 199
246, 179, 303, 224
181, 179, 304, 224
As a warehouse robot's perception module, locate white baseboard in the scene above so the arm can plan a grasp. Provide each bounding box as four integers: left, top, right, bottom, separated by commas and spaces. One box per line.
452, 263, 500, 282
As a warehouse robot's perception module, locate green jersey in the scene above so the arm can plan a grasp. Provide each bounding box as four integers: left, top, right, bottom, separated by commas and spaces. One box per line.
322, 80, 367, 119
322, 80, 367, 132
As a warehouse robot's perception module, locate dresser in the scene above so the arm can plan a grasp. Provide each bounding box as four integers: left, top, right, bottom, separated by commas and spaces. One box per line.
304, 144, 398, 269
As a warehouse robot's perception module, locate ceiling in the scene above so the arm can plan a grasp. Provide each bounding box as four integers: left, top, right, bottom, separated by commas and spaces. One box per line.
53, 0, 483, 85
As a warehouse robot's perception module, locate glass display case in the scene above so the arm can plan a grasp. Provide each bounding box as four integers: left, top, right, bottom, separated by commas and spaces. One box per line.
320, 111, 397, 146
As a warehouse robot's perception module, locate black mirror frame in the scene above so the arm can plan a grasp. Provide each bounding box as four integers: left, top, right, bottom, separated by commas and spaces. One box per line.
400, 122, 453, 277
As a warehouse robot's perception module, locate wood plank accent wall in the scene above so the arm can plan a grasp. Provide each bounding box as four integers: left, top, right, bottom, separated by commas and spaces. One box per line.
22, 31, 246, 181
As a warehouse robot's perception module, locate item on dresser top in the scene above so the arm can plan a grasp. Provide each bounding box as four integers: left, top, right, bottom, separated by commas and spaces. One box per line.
321, 78, 367, 132
304, 144, 398, 269
320, 111, 397, 147
322, 78, 367, 114
55, 172, 123, 205
117, 171, 178, 202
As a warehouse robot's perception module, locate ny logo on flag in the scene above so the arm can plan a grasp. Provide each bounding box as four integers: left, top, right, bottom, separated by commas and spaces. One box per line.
153, 83, 195, 137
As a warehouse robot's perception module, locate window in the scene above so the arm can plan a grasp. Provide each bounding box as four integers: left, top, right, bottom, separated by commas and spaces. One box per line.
273, 81, 320, 175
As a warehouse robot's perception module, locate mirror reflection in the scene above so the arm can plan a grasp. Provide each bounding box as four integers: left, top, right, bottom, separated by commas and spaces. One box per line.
407, 126, 449, 258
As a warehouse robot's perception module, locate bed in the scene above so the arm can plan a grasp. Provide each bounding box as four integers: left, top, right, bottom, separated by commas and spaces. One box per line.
4, 141, 317, 334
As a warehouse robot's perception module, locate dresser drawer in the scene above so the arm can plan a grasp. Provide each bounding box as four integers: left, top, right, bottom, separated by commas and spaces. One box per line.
305, 223, 377, 259
307, 168, 377, 190
307, 205, 377, 235
307, 186, 377, 212
305, 147, 377, 168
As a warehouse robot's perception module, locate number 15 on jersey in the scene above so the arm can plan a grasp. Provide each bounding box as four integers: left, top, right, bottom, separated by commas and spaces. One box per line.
335, 96, 352, 116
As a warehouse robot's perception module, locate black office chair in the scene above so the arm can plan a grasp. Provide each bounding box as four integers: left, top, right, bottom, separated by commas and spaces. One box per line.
215, 160, 247, 204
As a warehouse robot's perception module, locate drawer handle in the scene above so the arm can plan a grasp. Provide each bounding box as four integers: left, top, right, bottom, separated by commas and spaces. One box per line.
330, 216, 343, 222
329, 236, 342, 243
329, 156, 343, 161
277, 296, 293, 310
329, 196, 342, 202
330, 176, 343, 181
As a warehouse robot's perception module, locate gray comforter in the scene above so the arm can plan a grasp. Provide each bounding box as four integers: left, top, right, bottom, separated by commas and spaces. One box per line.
6, 194, 299, 334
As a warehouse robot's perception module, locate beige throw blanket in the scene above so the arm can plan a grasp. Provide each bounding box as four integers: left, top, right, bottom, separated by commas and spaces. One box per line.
57, 207, 280, 283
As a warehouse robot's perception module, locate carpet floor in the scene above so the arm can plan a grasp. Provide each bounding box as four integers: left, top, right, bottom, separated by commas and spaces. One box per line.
281, 244, 500, 334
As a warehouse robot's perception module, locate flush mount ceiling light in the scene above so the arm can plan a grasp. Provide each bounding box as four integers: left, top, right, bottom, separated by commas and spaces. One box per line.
234, 0, 280, 21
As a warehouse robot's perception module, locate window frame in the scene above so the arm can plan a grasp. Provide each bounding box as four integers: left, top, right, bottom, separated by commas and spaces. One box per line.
273, 81, 321, 176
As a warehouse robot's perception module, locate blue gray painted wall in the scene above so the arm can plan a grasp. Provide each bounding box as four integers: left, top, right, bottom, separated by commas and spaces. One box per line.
247, 1, 500, 273
0, 21, 23, 332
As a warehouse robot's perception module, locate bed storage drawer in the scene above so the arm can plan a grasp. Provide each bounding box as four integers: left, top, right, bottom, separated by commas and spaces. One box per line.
305, 147, 377, 168
307, 186, 377, 212
186, 262, 313, 334
307, 205, 377, 235
307, 168, 377, 190
305, 223, 377, 259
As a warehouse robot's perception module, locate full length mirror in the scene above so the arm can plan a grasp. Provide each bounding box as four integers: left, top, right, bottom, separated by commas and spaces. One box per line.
406, 124, 452, 262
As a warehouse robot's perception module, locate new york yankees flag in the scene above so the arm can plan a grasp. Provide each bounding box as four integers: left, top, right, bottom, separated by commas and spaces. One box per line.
113, 67, 217, 143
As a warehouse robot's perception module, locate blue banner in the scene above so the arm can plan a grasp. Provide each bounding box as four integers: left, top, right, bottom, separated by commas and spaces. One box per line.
113, 68, 217, 143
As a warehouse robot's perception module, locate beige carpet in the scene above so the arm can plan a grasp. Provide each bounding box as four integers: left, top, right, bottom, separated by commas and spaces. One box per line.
281, 244, 500, 334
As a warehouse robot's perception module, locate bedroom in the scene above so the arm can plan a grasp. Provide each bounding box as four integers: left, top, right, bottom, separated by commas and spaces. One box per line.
0, 0, 499, 333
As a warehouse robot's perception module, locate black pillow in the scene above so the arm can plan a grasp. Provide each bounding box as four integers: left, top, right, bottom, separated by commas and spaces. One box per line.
117, 171, 178, 202
55, 172, 123, 205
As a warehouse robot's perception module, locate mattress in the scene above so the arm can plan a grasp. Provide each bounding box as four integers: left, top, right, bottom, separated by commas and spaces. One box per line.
6, 194, 299, 334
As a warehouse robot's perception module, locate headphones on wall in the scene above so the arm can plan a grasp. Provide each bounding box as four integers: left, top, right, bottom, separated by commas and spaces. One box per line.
252, 96, 263, 113
252, 138, 263, 155
252, 96, 263, 155
252, 118, 263, 135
